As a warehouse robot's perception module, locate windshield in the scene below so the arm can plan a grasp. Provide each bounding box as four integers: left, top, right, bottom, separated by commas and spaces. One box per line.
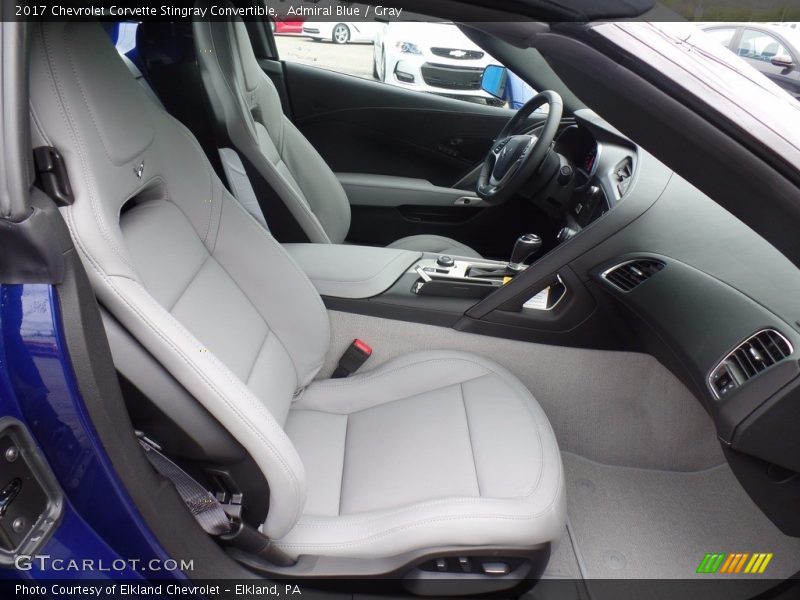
594, 21, 800, 167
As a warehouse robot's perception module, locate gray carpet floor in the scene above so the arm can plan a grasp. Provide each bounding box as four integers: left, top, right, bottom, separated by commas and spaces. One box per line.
560, 452, 800, 581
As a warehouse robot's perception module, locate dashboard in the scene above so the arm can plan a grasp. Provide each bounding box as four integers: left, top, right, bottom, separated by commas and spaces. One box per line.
472, 110, 800, 537
559, 110, 800, 536
540, 122, 636, 233
555, 124, 600, 179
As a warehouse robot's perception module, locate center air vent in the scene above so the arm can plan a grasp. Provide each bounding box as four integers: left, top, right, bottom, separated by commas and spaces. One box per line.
602, 259, 665, 292
613, 157, 634, 197
709, 329, 794, 399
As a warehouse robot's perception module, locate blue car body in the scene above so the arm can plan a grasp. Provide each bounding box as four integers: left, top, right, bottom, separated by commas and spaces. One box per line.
0, 284, 183, 592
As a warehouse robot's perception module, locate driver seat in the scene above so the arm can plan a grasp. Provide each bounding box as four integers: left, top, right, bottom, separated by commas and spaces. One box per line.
192, 16, 482, 258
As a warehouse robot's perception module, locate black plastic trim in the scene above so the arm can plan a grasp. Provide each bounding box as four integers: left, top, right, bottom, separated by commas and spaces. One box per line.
0, 189, 70, 284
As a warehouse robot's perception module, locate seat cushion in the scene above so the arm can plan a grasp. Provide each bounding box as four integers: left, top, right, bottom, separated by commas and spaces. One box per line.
277, 350, 565, 559
388, 234, 482, 259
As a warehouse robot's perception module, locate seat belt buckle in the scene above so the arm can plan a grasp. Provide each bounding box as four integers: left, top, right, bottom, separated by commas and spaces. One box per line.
332, 339, 372, 378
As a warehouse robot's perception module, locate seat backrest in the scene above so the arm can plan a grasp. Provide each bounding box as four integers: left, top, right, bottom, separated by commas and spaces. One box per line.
194, 17, 351, 244
29, 21, 331, 539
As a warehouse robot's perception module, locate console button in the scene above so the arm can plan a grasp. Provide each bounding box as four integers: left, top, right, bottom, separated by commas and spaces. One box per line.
436, 255, 455, 268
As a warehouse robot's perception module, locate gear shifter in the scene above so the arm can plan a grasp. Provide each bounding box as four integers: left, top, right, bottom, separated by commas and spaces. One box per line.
508, 233, 542, 272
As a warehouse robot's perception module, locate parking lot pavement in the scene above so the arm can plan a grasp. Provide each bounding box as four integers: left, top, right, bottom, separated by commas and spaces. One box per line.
275, 35, 375, 81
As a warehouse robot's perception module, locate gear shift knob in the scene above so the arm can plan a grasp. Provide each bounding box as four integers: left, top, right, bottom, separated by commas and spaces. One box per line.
509, 233, 542, 271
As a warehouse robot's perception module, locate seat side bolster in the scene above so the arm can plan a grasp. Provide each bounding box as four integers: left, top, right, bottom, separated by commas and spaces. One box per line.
82, 263, 308, 539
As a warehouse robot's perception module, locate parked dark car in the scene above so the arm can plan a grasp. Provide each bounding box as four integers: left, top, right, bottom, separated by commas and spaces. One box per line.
702, 23, 800, 100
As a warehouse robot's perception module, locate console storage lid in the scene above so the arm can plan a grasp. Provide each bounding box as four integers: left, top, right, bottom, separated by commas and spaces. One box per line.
284, 244, 421, 299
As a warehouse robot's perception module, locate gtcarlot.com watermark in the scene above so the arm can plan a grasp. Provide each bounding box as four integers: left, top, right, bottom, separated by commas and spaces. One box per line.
14, 554, 193, 572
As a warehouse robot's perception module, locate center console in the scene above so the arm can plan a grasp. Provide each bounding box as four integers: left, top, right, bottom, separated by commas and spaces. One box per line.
286, 232, 573, 332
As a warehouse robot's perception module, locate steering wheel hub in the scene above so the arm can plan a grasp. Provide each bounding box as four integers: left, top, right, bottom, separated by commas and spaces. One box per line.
490, 135, 535, 184
477, 90, 563, 205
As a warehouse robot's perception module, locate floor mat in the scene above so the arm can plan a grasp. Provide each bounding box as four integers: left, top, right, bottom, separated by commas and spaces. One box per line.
562, 452, 800, 581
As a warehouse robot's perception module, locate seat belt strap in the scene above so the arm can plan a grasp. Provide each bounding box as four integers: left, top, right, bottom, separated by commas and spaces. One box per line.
137, 436, 297, 567
138, 437, 233, 536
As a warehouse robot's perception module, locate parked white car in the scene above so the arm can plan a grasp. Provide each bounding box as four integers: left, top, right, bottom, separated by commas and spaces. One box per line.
373, 22, 502, 103
303, 21, 381, 44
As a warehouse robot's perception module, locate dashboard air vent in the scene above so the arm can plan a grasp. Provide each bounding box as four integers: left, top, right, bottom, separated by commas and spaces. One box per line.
613, 157, 634, 196
709, 329, 794, 398
602, 259, 665, 292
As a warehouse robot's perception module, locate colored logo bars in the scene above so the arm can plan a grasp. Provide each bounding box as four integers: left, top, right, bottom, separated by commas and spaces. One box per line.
696, 552, 773, 574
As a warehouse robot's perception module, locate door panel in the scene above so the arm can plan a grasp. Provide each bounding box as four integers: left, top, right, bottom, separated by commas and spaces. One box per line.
277, 61, 548, 255
282, 60, 522, 185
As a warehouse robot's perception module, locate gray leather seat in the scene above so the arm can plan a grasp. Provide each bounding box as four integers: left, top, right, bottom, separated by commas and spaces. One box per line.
193, 18, 482, 259
29, 21, 563, 564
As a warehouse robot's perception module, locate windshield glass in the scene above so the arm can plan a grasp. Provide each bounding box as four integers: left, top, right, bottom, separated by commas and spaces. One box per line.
594, 21, 800, 166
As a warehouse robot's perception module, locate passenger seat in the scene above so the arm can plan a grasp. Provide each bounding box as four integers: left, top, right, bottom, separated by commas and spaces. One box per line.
28, 20, 564, 588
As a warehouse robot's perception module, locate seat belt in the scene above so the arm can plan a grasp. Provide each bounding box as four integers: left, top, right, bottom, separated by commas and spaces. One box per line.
138, 437, 232, 535
137, 435, 296, 567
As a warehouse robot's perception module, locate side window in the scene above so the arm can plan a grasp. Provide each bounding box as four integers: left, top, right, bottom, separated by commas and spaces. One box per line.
112, 22, 140, 62
273, 19, 535, 108
704, 27, 737, 48
736, 29, 789, 64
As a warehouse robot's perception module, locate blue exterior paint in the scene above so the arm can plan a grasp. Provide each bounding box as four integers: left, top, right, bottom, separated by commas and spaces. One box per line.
0, 283, 184, 583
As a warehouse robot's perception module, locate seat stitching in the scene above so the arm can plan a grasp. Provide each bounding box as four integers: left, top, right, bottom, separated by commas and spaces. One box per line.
280, 468, 566, 551
166, 252, 212, 312
341, 375, 487, 416
213, 194, 331, 382
220, 184, 330, 322
64, 28, 154, 165
291, 494, 547, 529
155, 116, 217, 247
40, 25, 135, 273
29, 102, 52, 147
245, 328, 272, 386
208, 22, 260, 149
210, 252, 303, 386
301, 363, 550, 522
461, 383, 482, 497
338, 414, 349, 517
314, 358, 492, 390
277, 494, 564, 550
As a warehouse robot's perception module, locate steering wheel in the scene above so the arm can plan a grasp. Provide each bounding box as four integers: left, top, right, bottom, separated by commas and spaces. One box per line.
477, 90, 563, 205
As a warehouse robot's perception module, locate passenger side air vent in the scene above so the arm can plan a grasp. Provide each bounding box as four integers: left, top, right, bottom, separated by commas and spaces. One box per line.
709, 329, 794, 399
602, 259, 665, 292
